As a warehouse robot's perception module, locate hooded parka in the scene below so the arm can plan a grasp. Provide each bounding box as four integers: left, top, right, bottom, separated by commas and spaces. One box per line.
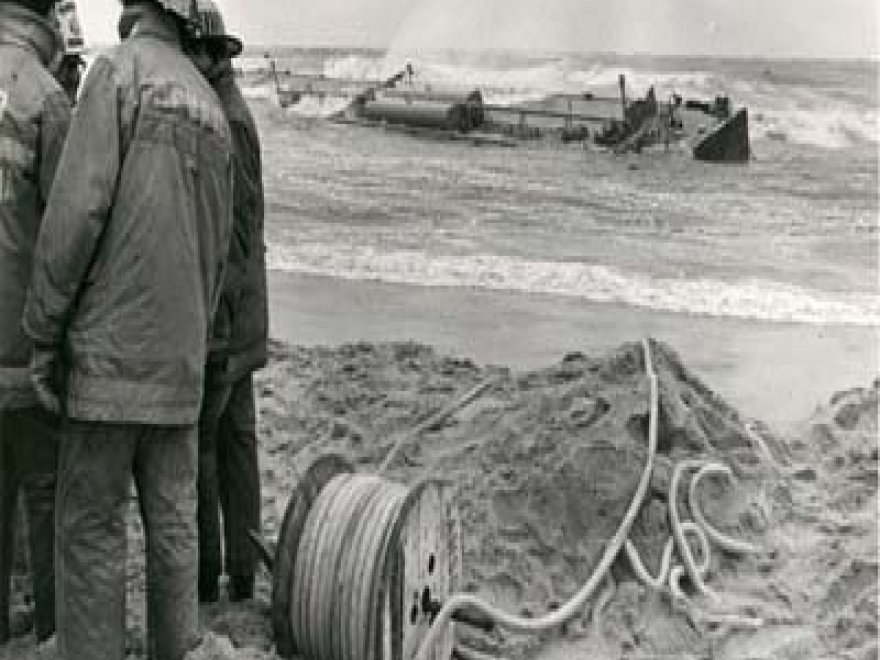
0, 2, 70, 409
0, 4, 69, 644
23, 10, 234, 425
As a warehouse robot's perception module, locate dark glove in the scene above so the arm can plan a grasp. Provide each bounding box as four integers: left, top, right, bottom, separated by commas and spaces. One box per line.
30, 347, 62, 416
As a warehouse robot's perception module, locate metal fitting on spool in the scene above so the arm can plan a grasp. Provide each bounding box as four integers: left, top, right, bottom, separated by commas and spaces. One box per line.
272, 454, 463, 660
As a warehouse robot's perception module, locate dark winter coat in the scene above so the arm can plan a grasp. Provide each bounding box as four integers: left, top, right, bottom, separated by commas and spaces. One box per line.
24, 11, 233, 424
209, 66, 268, 382
0, 4, 70, 409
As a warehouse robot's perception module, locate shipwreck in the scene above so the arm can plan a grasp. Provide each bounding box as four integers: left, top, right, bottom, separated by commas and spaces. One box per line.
255, 58, 750, 163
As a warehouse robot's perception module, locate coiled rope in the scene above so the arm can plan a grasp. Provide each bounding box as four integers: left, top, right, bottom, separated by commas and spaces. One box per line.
411, 337, 662, 659
408, 339, 765, 658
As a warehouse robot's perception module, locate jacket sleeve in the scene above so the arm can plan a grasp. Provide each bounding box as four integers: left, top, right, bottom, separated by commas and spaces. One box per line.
248, 116, 265, 250
37, 89, 72, 205
23, 57, 123, 348
229, 115, 262, 266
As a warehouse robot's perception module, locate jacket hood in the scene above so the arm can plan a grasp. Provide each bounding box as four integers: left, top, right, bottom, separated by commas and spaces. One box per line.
0, 2, 61, 66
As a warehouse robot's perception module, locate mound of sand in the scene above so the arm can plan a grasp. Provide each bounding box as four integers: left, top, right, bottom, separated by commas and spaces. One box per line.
1, 340, 876, 660
758, 380, 878, 660
253, 339, 778, 659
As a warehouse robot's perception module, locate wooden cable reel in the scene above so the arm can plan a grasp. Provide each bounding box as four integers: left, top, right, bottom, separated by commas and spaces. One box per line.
272, 454, 463, 660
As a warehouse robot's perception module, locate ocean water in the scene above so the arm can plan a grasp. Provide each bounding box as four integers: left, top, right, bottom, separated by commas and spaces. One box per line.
244, 48, 879, 327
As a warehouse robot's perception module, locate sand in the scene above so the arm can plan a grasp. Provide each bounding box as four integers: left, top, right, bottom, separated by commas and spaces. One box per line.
0, 337, 876, 660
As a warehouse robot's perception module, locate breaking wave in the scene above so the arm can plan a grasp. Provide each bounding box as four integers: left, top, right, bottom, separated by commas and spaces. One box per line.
321, 54, 400, 82
749, 106, 878, 150
284, 95, 352, 118
266, 243, 880, 327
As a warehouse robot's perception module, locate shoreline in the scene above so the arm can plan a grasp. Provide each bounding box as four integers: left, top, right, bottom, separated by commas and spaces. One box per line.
268, 270, 877, 428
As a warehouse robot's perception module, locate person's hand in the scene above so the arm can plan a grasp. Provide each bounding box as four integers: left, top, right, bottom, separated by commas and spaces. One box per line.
30, 347, 61, 416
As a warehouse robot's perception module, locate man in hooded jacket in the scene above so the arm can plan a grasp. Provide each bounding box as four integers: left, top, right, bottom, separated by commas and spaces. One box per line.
23, 0, 233, 657
0, 0, 70, 645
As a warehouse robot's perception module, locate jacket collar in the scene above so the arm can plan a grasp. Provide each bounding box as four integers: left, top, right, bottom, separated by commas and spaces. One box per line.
0, 3, 60, 66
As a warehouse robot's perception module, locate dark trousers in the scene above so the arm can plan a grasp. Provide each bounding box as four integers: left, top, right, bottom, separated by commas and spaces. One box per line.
0, 407, 57, 643
55, 420, 199, 660
197, 372, 260, 599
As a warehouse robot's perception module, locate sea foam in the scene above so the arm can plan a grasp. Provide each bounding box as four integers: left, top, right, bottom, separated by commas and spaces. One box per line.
266, 243, 880, 327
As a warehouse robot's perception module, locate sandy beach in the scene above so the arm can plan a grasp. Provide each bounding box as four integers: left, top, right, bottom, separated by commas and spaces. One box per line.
0, 326, 876, 660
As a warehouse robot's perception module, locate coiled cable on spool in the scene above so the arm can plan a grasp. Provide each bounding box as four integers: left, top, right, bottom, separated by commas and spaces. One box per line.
290, 473, 407, 660
412, 338, 661, 660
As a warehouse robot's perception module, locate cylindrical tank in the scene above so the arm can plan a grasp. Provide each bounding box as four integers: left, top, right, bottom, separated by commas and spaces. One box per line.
359, 99, 470, 132
379, 89, 485, 131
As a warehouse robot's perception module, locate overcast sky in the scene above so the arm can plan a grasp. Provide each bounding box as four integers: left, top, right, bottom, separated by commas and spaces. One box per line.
80, 0, 878, 59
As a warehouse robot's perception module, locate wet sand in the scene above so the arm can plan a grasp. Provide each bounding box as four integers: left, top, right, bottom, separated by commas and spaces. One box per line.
268, 270, 877, 428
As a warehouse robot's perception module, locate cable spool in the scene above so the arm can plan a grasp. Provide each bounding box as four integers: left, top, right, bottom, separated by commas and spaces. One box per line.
272, 454, 462, 660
